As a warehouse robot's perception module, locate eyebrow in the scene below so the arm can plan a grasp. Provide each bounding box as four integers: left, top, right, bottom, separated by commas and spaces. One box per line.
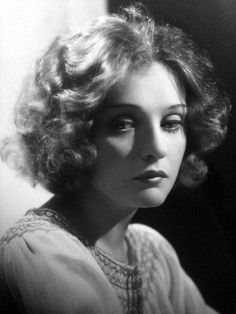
101, 103, 187, 112
166, 104, 187, 112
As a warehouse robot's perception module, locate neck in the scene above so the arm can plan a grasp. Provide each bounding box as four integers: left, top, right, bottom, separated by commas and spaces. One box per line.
42, 185, 137, 263
95, 212, 135, 263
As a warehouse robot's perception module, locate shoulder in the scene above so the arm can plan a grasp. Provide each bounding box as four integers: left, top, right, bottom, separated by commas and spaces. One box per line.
128, 223, 169, 242
0, 208, 92, 268
128, 223, 181, 289
0, 207, 87, 247
0, 209, 121, 313
0, 207, 99, 293
0, 208, 91, 286
128, 223, 177, 260
128, 224, 218, 314
1, 209, 63, 245
0, 208, 84, 263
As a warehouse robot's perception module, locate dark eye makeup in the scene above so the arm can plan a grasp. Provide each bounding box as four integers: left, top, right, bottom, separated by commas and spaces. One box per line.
108, 115, 136, 133
94, 103, 186, 135
161, 114, 185, 133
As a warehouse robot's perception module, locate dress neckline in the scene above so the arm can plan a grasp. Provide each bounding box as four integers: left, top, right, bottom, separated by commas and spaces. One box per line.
26, 207, 138, 270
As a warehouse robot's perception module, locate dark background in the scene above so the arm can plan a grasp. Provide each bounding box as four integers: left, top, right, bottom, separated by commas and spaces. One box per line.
109, 1, 236, 313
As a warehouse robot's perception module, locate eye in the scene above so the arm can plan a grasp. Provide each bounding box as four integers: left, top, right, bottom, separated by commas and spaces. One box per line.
162, 114, 185, 133
109, 116, 136, 133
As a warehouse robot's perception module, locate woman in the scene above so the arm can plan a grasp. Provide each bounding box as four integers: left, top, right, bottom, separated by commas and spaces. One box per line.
0, 6, 230, 314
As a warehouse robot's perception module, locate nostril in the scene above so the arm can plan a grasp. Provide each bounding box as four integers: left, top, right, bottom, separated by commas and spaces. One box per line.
141, 153, 159, 162
141, 139, 166, 161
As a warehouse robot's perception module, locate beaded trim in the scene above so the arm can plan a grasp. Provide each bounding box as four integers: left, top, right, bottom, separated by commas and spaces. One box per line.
91, 246, 143, 313
0, 208, 90, 247
0, 208, 144, 313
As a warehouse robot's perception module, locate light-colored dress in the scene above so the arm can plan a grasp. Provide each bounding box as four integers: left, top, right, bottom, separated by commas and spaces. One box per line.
0, 208, 218, 313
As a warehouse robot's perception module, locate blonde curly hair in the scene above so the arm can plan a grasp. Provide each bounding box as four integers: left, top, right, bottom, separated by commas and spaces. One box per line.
1, 6, 230, 194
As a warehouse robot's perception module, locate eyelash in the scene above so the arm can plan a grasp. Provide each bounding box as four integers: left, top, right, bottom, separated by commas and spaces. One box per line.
161, 118, 184, 133
109, 117, 135, 133
108, 115, 185, 134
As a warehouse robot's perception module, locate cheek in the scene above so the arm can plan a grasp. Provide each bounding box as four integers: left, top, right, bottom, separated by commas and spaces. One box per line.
171, 136, 186, 167
93, 138, 133, 194
93, 140, 129, 185
177, 143, 186, 160
96, 136, 134, 163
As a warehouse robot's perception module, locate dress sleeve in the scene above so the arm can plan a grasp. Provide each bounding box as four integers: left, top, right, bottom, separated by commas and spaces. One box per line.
0, 228, 121, 314
130, 224, 219, 314
159, 241, 218, 314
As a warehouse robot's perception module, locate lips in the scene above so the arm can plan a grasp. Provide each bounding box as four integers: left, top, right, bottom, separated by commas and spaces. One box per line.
134, 170, 167, 183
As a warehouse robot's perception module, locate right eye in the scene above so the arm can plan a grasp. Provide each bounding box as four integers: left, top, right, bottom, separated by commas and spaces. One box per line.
109, 116, 136, 133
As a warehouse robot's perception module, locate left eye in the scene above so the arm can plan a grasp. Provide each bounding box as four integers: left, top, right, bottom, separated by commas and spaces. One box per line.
162, 116, 184, 132
110, 117, 135, 132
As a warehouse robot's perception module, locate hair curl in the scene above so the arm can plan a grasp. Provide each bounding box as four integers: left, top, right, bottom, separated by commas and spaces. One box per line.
1, 5, 230, 194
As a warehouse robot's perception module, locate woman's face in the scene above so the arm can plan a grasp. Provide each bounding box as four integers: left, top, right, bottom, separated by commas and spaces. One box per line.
92, 62, 186, 209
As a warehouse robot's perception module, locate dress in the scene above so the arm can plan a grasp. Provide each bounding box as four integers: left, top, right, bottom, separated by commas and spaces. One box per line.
0, 208, 218, 314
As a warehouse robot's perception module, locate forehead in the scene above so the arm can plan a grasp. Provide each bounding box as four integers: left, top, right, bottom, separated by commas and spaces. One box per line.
105, 62, 186, 111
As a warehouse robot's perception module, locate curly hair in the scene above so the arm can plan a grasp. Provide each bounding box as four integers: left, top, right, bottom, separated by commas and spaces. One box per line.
1, 5, 230, 194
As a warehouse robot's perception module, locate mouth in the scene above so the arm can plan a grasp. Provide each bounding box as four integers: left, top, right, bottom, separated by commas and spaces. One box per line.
134, 170, 167, 184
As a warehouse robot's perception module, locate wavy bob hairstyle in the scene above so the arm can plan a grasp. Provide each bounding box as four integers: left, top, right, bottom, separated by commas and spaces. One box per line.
1, 6, 230, 194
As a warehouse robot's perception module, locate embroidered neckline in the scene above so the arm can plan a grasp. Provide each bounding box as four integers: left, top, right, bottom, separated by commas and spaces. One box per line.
26, 207, 139, 268
1, 207, 143, 313
26, 207, 92, 246
27, 208, 143, 313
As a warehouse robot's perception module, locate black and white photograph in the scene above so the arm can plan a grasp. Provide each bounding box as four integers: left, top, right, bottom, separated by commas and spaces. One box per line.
0, 1, 235, 313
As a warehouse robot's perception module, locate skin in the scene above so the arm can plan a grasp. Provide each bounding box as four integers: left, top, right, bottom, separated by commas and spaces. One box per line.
44, 62, 187, 263
93, 62, 186, 211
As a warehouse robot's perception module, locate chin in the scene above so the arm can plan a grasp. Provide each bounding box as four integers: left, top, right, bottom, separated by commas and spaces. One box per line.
134, 189, 169, 208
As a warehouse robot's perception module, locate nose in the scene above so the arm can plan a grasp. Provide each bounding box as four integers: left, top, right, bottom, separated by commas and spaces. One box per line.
140, 121, 167, 162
